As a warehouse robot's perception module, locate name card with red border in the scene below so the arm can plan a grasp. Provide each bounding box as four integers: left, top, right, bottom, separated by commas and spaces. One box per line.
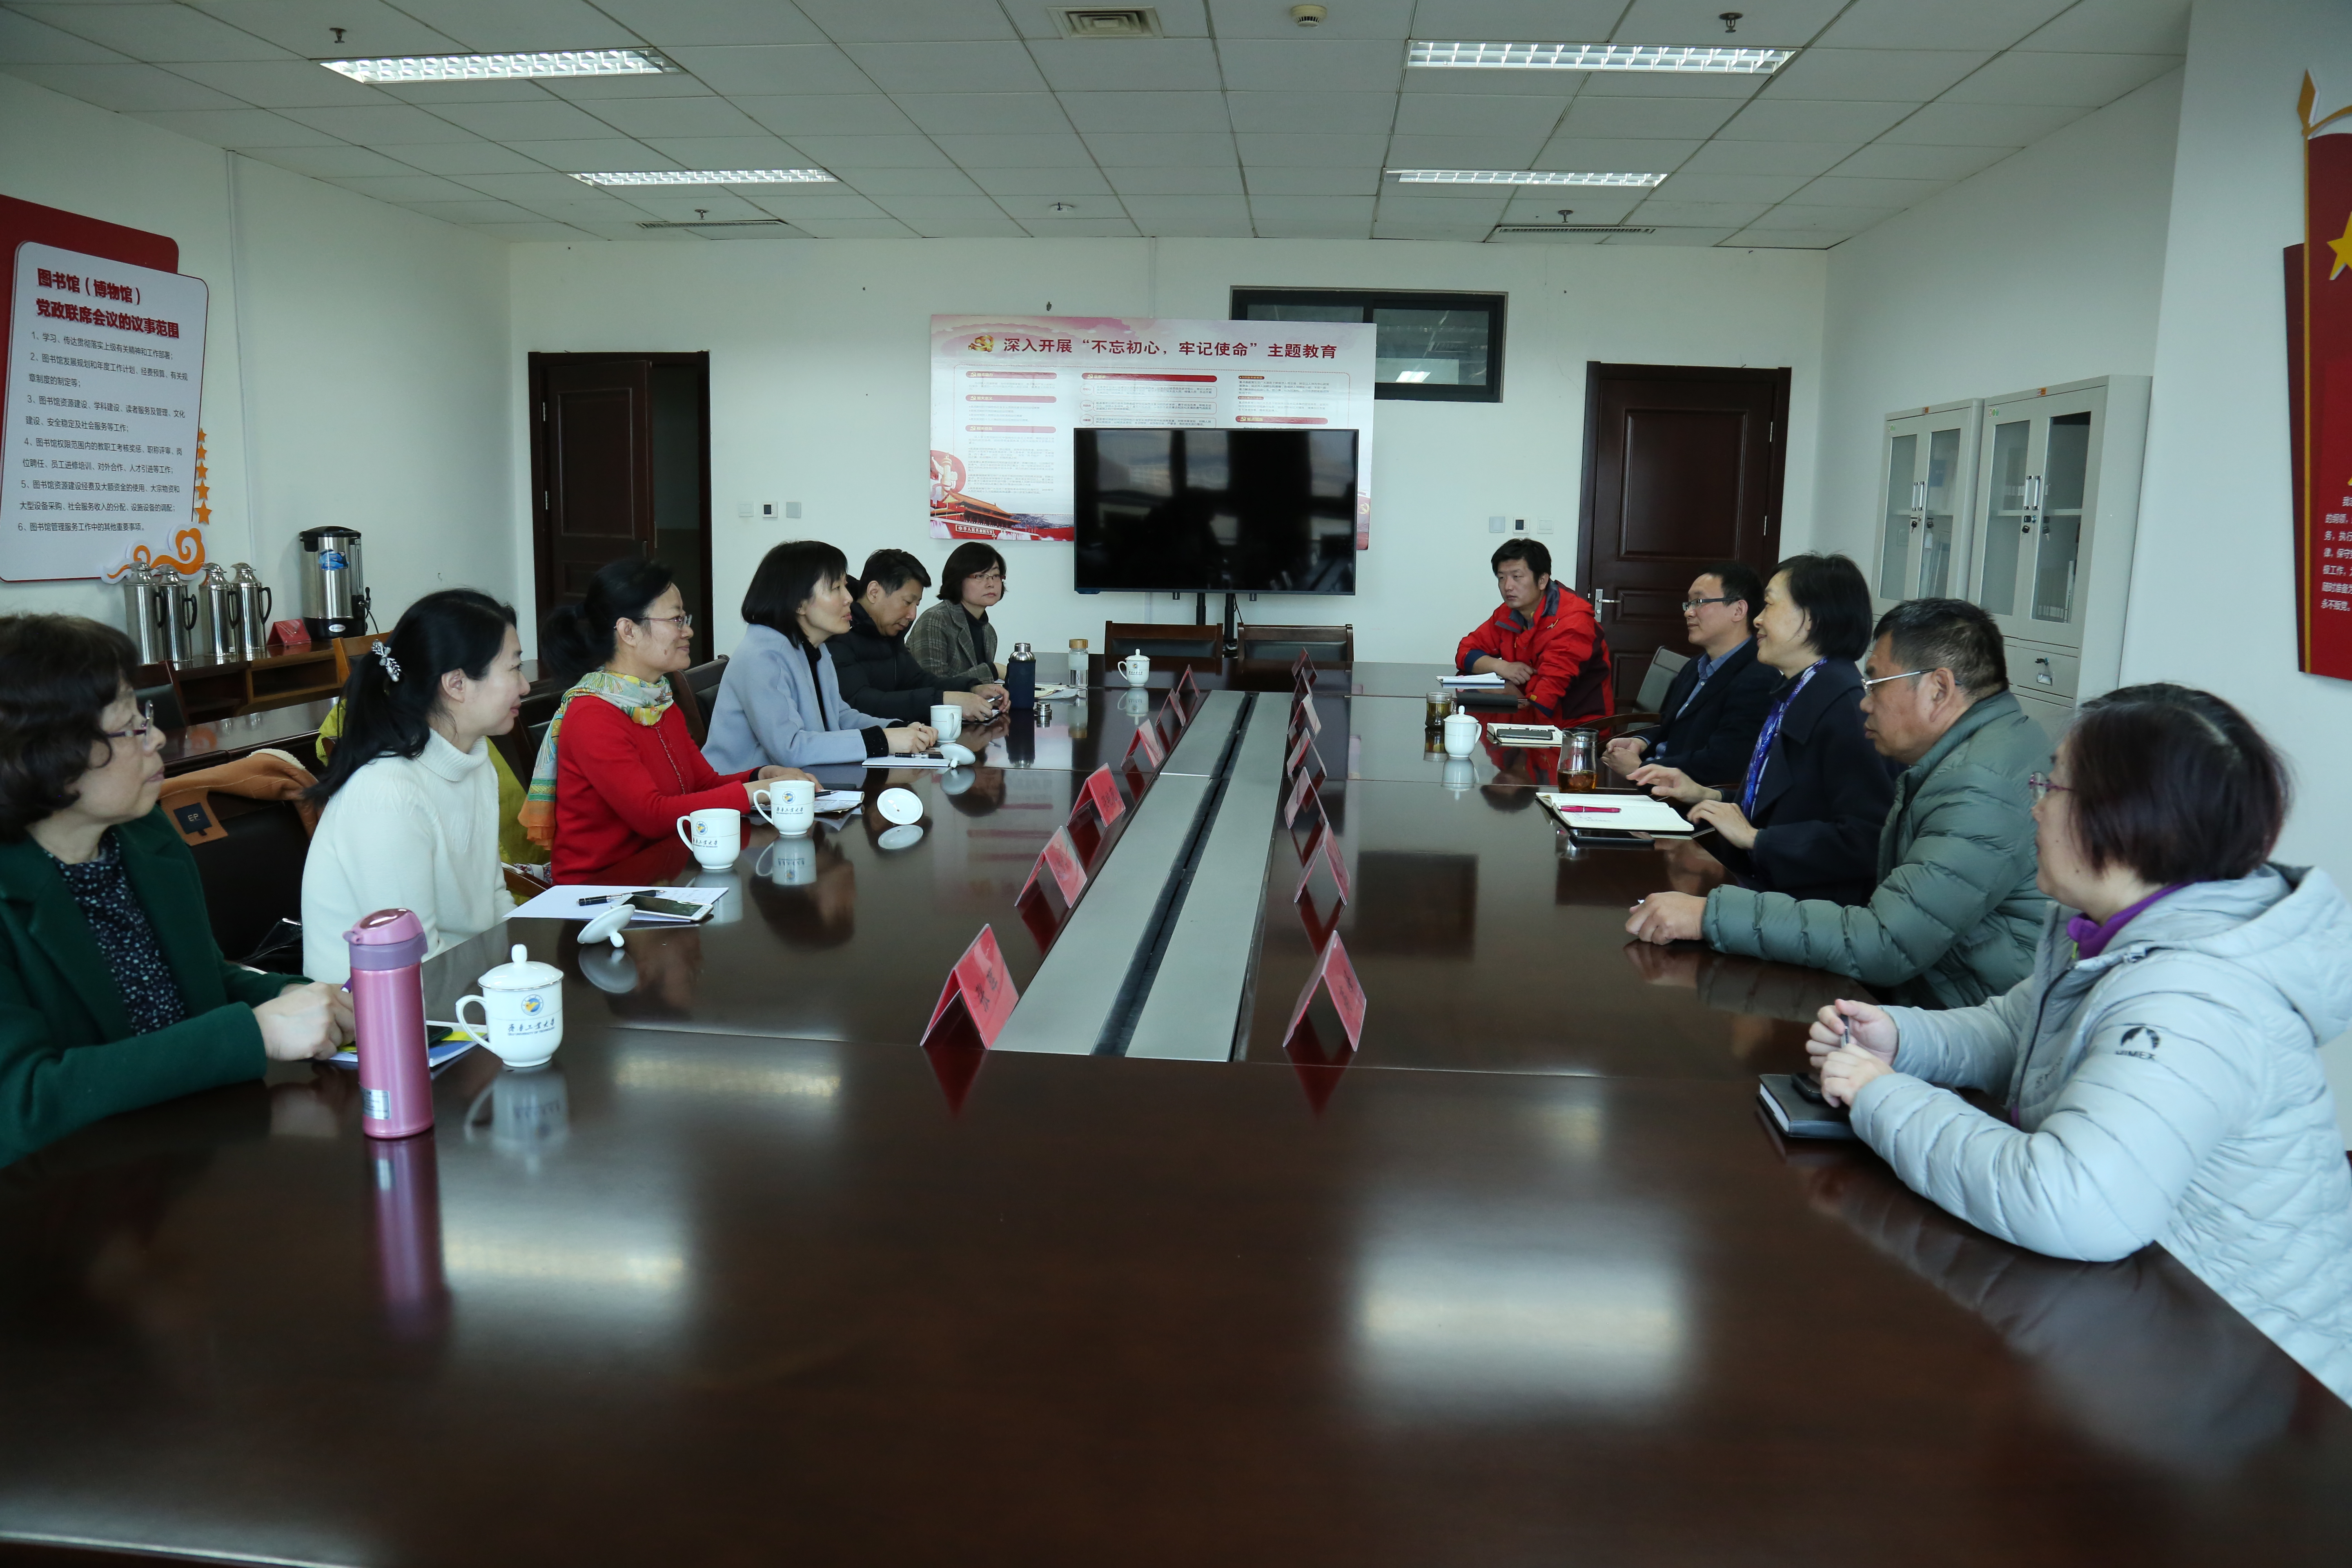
1286, 729, 1322, 779
267, 618, 310, 650
1124, 720, 1166, 768
1019, 825, 1089, 907
1174, 665, 1200, 705
1285, 931, 1366, 1054
922, 925, 1019, 1049
1291, 693, 1322, 736
1292, 649, 1314, 681
1073, 764, 1125, 828
1293, 819, 1352, 905
1282, 762, 1325, 829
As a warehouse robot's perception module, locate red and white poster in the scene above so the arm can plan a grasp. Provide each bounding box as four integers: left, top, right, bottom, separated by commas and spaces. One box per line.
2296, 75, 2352, 681
928, 313, 1375, 547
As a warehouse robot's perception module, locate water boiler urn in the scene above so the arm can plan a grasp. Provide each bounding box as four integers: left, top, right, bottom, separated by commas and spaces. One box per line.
298, 526, 368, 641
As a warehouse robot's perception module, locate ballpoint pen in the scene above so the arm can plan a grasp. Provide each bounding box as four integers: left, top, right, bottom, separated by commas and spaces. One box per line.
1559, 804, 1621, 813
576, 889, 657, 905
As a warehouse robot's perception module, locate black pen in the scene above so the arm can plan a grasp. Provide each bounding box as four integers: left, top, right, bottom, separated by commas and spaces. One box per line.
577, 889, 657, 905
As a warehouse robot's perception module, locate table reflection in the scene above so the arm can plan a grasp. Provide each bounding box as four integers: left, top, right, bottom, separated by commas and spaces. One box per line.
368, 1133, 448, 1344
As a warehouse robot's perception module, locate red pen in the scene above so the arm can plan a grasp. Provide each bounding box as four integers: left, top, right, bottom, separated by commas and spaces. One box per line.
1561, 805, 1621, 813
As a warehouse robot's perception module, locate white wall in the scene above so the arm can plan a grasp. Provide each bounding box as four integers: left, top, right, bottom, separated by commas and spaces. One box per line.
0, 72, 514, 629
506, 236, 1826, 663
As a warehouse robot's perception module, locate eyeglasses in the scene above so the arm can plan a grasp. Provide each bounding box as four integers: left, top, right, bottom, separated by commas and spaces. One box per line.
2027, 771, 2072, 802
1859, 668, 1929, 691
634, 612, 694, 631
1681, 595, 1735, 611
972, 572, 1006, 587
105, 702, 160, 750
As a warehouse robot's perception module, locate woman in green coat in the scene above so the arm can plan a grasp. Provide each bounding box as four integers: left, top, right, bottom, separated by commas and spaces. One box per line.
0, 615, 350, 1166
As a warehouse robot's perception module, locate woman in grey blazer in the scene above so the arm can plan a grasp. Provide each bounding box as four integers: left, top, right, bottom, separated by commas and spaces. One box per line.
704, 542, 937, 772
905, 542, 1006, 690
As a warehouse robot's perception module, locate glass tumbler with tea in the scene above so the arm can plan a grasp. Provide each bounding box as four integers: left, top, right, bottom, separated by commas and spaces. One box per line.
1425, 689, 1450, 732
1561, 728, 1599, 793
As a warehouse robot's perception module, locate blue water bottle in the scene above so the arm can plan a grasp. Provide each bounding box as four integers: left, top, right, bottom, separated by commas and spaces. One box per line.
1007, 640, 1036, 710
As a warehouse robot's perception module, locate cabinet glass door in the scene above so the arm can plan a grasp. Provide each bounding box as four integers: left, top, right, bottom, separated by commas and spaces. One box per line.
1878, 431, 1918, 599
1919, 425, 1962, 597
2031, 411, 2092, 627
1977, 417, 2032, 617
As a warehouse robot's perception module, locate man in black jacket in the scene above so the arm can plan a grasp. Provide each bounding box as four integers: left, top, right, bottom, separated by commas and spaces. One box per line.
832, 550, 1006, 723
1602, 560, 1781, 790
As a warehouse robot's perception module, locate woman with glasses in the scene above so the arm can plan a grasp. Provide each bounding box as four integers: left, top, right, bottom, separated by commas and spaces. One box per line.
704, 541, 938, 774
906, 543, 1007, 693
1809, 685, 2352, 1398
0, 614, 352, 1165
531, 558, 812, 883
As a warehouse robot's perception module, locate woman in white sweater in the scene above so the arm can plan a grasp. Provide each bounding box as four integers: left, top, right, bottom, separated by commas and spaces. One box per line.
301, 591, 529, 982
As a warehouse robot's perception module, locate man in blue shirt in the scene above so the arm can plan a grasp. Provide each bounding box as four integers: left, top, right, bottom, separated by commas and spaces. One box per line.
1602, 560, 1782, 790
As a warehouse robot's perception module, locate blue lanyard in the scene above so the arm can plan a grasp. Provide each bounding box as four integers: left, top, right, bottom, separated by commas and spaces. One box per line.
1737, 659, 1824, 815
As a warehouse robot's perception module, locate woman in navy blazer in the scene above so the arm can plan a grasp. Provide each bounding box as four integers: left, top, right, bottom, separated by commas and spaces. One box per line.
1630, 555, 1895, 906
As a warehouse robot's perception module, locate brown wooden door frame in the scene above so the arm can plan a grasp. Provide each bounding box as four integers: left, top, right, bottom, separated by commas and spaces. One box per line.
526, 351, 713, 644
1575, 362, 1791, 702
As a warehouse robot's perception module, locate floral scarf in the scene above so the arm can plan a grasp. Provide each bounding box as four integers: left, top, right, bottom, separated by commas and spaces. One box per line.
519, 669, 673, 849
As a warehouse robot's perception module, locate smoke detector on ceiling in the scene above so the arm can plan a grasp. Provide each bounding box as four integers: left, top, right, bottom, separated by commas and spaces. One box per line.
1051, 7, 1163, 37
1291, 4, 1327, 24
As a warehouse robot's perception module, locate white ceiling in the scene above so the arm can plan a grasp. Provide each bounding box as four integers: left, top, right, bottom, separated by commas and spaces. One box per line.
0, 0, 2188, 247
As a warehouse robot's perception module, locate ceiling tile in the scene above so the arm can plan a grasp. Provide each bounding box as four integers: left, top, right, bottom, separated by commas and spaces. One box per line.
1876, 100, 2089, 145
782, 216, 921, 237
1829, 141, 2012, 180
1602, 227, 1739, 246
1375, 193, 1506, 224
1715, 98, 1918, 140
2, 61, 246, 110
1723, 229, 1847, 248
1028, 38, 1223, 92
1207, 0, 1412, 38
640, 135, 804, 165
1499, 189, 1643, 221
428, 98, 617, 140
1407, 1, 1625, 38
376, 140, 557, 174
1555, 94, 1742, 140
1530, 136, 1699, 169
470, 220, 596, 240
277, 102, 492, 141
746, 191, 891, 219
587, 95, 771, 137
1743, 203, 1895, 229
1939, 50, 2180, 107
897, 93, 1074, 135
788, 133, 956, 166
13, 3, 292, 62
1392, 93, 1569, 138
733, 94, 919, 135
876, 197, 1025, 236
235, 143, 419, 178
1017, 216, 1142, 236
590, 0, 825, 46
1677, 139, 1857, 177
1761, 49, 1994, 102
126, 107, 348, 146
533, 72, 715, 99
377, 0, 642, 54
501, 137, 675, 169
1079, 132, 1236, 166
1575, 71, 1766, 100
620, 192, 773, 219
516, 195, 652, 221
0, 11, 130, 66
826, 165, 982, 194
842, 41, 1045, 94
375, 78, 559, 104
1399, 66, 1599, 98
1624, 198, 1771, 227
446, 171, 616, 202
1815, 0, 2070, 51
990, 189, 1116, 217
1121, 196, 1254, 236
1612, 0, 1848, 47
2016, 0, 2190, 54
964, 167, 1114, 197
1224, 90, 1394, 134
927, 132, 1090, 166
1783, 174, 1951, 207
1372, 217, 1497, 240
794, 0, 1018, 43
1385, 132, 1549, 166
663, 45, 873, 95
186, 1, 464, 58
327, 172, 485, 203
1251, 214, 1375, 238
1234, 131, 1389, 166
1058, 91, 1230, 133
1649, 171, 1809, 202
1104, 165, 1245, 195
1217, 41, 1406, 94
158, 59, 392, 107
1243, 165, 1381, 195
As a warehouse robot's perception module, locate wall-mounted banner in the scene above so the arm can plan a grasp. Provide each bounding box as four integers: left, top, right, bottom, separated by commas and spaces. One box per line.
3, 242, 208, 582
2295, 75, 2352, 681
929, 314, 1375, 547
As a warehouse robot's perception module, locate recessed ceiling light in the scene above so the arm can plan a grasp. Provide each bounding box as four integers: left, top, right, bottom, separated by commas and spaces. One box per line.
1387, 169, 1667, 187
1408, 41, 1792, 73
574, 169, 837, 186
321, 48, 679, 83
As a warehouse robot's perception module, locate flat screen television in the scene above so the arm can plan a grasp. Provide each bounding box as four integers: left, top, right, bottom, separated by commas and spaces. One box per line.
1072, 427, 1357, 595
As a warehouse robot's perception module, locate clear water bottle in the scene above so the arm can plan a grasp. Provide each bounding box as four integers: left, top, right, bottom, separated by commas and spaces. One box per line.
1007, 640, 1037, 710
346, 907, 433, 1138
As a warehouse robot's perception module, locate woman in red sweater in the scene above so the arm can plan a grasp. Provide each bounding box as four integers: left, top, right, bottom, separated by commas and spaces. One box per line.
524, 558, 810, 883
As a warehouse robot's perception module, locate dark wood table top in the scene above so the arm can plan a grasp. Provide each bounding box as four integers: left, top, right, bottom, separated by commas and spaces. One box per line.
157, 697, 335, 777
1, 1023, 2343, 1567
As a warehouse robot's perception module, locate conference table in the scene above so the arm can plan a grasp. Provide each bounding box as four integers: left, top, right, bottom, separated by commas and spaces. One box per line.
2, 661, 2346, 1566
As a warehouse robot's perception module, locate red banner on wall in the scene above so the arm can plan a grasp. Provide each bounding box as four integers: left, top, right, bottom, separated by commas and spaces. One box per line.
2296, 77, 2352, 680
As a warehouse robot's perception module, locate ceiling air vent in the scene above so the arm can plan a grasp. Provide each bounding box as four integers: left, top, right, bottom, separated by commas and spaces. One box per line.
1053, 7, 1163, 38
1487, 224, 1659, 240
636, 218, 799, 234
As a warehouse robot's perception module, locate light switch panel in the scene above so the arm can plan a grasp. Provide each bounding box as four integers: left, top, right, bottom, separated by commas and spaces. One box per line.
1488, 515, 1507, 534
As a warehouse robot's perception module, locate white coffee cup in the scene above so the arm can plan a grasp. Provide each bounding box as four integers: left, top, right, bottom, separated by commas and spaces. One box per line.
1442, 710, 1482, 759
930, 703, 962, 744
676, 806, 741, 867
754, 778, 816, 838
454, 942, 565, 1069
1120, 653, 1151, 685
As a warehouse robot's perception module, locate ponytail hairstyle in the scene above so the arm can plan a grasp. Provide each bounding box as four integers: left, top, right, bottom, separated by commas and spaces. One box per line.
540, 556, 676, 688
310, 590, 517, 803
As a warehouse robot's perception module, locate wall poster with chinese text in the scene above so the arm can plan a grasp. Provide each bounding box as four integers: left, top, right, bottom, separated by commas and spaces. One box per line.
929, 314, 1375, 548
2296, 75, 2352, 680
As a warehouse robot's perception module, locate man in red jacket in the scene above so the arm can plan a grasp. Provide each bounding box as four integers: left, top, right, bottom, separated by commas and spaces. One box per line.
1455, 539, 1615, 725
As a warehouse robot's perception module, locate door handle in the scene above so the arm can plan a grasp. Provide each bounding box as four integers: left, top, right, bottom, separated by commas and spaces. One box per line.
1591, 589, 1619, 617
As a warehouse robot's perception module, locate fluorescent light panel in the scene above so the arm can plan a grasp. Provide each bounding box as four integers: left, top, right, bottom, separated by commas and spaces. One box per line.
1388, 169, 1666, 187
576, 169, 836, 186
321, 48, 677, 83
1409, 41, 1792, 73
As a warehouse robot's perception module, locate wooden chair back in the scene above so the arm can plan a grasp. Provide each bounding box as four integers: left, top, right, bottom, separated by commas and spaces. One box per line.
131, 661, 188, 732
670, 657, 727, 746
186, 795, 311, 969
1236, 622, 1354, 665
331, 632, 390, 690
1102, 622, 1223, 662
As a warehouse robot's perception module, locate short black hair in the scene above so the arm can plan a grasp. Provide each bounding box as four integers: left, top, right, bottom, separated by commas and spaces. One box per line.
938, 542, 1007, 605
540, 556, 675, 688
744, 540, 849, 647
1490, 539, 1551, 580
1872, 597, 2008, 698
857, 549, 931, 597
1697, 560, 1765, 627
2066, 684, 2289, 884
0, 614, 139, 842
1771, 553, 1873, 662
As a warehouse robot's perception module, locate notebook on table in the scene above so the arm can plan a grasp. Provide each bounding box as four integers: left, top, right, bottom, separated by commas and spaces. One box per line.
1757, 1074, 1856, 1140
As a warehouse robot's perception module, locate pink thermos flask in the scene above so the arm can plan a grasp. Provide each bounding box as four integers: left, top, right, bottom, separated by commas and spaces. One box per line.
346, 907, 433, 1138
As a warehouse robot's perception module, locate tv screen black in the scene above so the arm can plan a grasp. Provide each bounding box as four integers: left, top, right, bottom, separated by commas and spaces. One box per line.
1072, 427, 1357, 595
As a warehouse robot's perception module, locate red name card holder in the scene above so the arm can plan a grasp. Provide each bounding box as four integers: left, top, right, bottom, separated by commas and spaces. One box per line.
1068, 764, 1126, 831
921, 924, 1020, 1051
1292, 648, 1315, 682
267, 618, 310, 651
1018, 824, 1090, 909
1293, 818, 1352, 907
1154, 699, 1182, 747
1174, 664, 1200, 709
1290, 692, 1322, 738
1284, 930, 1366, 1057
1282, 760, 1326, 830
1285, 728, 1323, 780
1124, 719, 1167, 770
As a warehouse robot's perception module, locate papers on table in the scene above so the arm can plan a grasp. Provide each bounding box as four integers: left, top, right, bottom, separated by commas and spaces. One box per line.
509, 884, 731, 923
812, 790, 862, 813
1440, 672, 1506, 687
867, 753, 951, 768
1537, 792, 1695, 835
1488, 723, 1563, 748
1035, 683, 1081, 699
327, 1037, 477, 1072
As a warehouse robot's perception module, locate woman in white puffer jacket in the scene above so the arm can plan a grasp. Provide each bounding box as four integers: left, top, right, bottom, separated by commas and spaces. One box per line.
1811, 683, 2352, 1399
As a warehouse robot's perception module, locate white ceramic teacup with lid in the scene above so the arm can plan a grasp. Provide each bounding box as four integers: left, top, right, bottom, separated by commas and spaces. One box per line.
454, 942, 566, 1069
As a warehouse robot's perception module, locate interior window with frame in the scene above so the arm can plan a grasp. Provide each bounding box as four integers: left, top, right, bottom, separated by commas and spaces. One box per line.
1231, 288, 1505, 403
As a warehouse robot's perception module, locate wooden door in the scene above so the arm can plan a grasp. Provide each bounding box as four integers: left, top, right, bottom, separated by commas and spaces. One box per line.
1576, 364, 1788, 705
532, 356, 656, 625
